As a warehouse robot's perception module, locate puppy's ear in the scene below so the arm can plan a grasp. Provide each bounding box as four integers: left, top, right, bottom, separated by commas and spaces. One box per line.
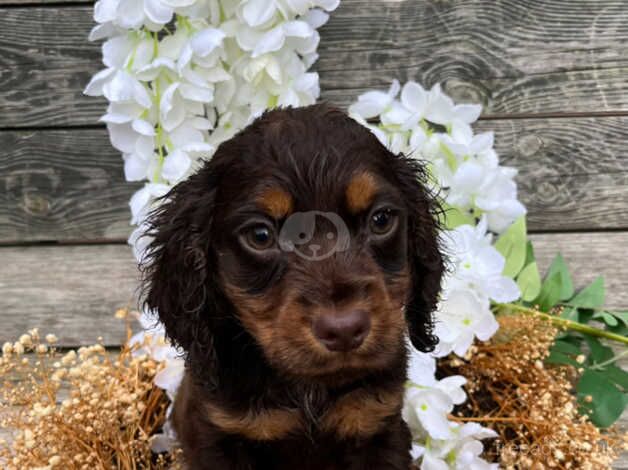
140, 168, 218, 357
393, 155, 445, 352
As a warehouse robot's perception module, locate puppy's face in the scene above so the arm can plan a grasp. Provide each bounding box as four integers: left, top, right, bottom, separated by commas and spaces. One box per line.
144, 105, 443, 384
216, 170, 411, 380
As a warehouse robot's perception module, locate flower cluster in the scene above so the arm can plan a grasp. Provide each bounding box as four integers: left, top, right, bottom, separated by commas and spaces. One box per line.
349, 81, 527, 469
0, 327, 177, 469
85, 0, 339, 260
348, 80, 526, 233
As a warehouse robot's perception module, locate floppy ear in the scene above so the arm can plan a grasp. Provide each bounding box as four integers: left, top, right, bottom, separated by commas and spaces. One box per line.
140, 167, 219, 359
393, 155, 445, 352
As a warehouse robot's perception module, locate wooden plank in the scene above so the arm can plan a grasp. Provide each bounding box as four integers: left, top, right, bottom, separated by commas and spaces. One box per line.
318, 0, 628, 113
0, 231, 626, 348
0, 244, 139, 347
2, 115, 628, 243
530, 231, 628, 309
0, 7, 105, 128
0, 128, 139, 243
474, 116, 628, 232
0, 0, 89, 4
3, 2, 628, 127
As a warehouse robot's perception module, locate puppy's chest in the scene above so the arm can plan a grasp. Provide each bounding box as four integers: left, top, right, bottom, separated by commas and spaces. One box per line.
205, 386, 404, 442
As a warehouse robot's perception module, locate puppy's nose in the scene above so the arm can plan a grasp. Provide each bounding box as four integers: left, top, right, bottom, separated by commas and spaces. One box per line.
312, 310, 371, 352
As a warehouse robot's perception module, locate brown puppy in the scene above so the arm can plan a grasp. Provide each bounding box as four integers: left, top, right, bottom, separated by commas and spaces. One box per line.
142, 104, 444, 469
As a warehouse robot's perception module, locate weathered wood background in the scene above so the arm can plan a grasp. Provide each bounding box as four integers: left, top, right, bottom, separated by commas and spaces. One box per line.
0, 0, 627, 465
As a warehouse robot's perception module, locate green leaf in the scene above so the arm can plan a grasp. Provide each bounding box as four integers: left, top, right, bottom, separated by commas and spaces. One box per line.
604, 365, 628, 391
524, 241, 536, 265
494, 216, 527, 278
534, 271, 563, 311
577, 370, 627, 428
569, 276, 605, 309
545, 253, 574, 300
592, 311, 619, 327
441, 205, 475, 230
516, 262, 542, 302
546, 350, 581, 367
551, 339, 581, 356
608, 310, 628, 326
584, 336, 614, 364
560, 308, 595, 324
607, 322, 628, 337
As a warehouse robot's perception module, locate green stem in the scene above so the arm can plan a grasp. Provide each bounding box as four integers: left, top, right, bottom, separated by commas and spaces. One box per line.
590, 349, 628, 370
495, 303, 628, 346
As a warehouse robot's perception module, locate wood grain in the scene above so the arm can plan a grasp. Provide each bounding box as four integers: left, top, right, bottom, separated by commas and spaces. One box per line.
0, 231, 626, 348
0, 244, 139, 347
3, 1, 628, 127
318, 0, 628, 114
2, 115, 628, 243
0, 7, 104, 128
0, 128, 139, 243
474, 116, 628, 232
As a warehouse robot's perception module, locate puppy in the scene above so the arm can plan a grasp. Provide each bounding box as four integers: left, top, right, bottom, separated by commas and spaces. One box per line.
142, 104, 444, 469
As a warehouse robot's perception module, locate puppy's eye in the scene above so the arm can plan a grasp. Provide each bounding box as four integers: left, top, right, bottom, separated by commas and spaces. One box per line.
243, 225, 275, 251
369, 209, 397, 236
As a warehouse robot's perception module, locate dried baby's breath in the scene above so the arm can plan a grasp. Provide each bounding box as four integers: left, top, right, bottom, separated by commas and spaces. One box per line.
0, 329, 181, 469
441, 315, 627, 469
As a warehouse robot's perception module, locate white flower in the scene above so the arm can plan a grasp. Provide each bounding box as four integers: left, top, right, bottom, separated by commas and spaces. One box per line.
475, 167, 527, 233
238, 0, 339, 28
442, 218, 521, 304
418, 422, 498, 470
407, 348, 467, 405
403, 385, 454, 440
154, 357, 185, 398
433, 285, 497, 357
348, 80, 400, 119
150, 418, 179, 453
129, 182, 170, 224
423, 84, 482, 128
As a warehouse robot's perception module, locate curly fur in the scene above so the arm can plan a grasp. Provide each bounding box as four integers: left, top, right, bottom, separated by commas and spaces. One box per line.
140, 104, 444, 469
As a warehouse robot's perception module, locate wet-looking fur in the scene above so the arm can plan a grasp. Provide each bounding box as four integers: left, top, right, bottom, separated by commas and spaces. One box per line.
141, 104, 444, 470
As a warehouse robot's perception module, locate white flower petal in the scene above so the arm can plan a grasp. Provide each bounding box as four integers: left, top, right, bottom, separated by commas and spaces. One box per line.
283, 20, 314, 38
143, 0, 173, 24
401, 81, 427, 114
115, 0, 145, 29
124, 152, 151, 181
107, 122, 138, 153
132, 118, 156, 136
241, 0, 276, 27
191, 27, 226, 57
154, 358, 185, 395
162, 149, 192, 182
160, 83, 185, 131
454, 103, 482, 124
252, 27, 286, 58
84, 68, 115, 96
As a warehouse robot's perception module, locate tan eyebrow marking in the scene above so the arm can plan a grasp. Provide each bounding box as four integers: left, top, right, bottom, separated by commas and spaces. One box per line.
345, 171, 378, 214
256, 187, 294, 219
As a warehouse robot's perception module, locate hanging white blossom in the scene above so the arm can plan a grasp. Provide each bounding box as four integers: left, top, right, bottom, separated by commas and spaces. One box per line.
86, 0, 339, 261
